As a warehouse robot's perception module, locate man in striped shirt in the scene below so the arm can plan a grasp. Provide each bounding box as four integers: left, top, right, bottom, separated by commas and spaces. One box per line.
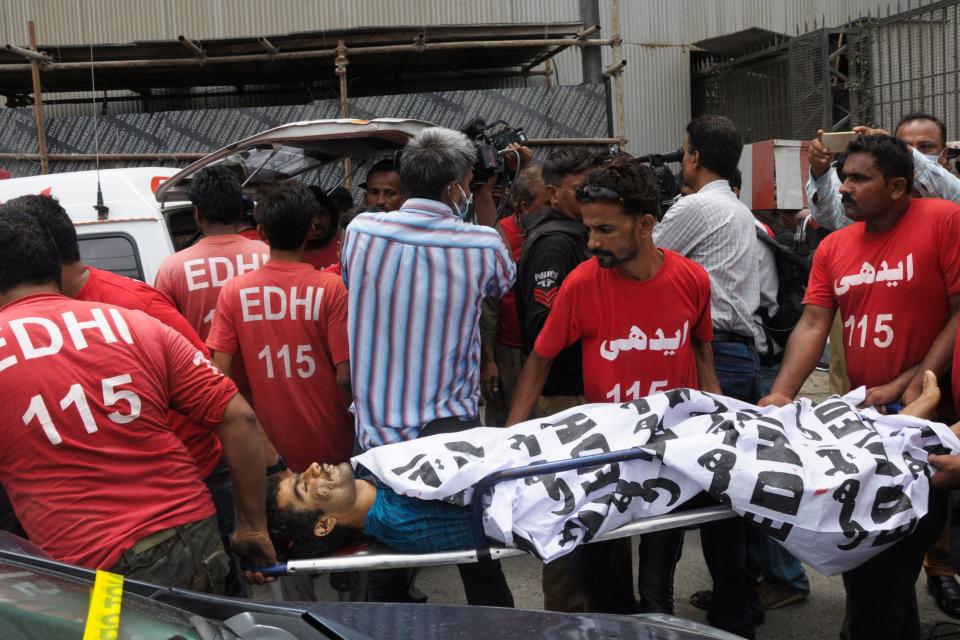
341, 126, 515, 607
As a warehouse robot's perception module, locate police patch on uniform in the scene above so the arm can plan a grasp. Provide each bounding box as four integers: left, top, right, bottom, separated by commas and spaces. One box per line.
533, 269, 560, 307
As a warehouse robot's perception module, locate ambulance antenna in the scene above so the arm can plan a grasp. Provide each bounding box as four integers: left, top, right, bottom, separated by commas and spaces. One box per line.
87, 31, 108, 220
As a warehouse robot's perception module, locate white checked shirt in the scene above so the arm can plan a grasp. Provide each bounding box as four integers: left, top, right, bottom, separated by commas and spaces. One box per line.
806, 146, 960, 230
653, 180, 760, 339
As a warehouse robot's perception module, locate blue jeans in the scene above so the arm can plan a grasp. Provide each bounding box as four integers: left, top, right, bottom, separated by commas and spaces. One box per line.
746, 525, 811, 593
712, 340, 760, 403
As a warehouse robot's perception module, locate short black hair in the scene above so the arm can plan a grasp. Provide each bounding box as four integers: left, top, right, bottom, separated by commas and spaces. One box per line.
578, 156, 661, 219
729, 167, 743, 191
329, 186, 355, 215
845, 134, 915, 193
187, 165, 245, 225
541, 148, 602, 187
896, 112, 947, 146
0, 194, 79, 264
361, 159, 401, 190
265, 475, 359, 561
686, 115, 743, 180
254, 183, 318, 251
307, 185, 340, 235
0, 207, 62, 294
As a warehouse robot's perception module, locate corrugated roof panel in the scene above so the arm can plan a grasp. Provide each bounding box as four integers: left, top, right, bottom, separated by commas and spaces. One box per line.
617, 43, 692, 155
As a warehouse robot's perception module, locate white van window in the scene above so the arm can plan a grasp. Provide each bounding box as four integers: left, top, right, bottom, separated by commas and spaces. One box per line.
78, 233, 144, 281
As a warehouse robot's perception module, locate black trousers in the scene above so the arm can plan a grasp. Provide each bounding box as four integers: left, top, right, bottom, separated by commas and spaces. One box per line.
841, 490, 947, 640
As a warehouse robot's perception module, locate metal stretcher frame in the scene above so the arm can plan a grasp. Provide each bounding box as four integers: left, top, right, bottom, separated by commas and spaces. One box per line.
253, 448, 736, 576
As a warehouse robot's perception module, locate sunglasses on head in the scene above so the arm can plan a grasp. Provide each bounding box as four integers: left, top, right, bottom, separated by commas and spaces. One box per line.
576, 184, 623, 204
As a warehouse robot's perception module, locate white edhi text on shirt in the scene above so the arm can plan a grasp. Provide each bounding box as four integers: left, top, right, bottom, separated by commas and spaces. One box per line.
20, 348, 218, 446
600, 321, 690, 361
239, 285, 324, 322
0, 307, 134, 373
833, 254, 914, 296
183, 253, 269, 292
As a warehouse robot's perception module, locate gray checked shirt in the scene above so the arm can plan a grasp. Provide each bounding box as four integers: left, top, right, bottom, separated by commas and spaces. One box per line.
653, 179, 760, 340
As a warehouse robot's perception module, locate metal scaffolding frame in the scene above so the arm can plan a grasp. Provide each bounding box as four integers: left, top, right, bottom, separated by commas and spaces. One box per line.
2, 11, 628, 174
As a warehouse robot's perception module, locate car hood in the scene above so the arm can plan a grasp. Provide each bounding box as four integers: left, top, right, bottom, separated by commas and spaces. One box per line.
304, 602, 742, 640
154, 118, 433, 204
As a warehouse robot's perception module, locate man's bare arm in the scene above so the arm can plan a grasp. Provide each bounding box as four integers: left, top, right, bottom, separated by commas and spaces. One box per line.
335, 361, 352, 408
901, 294, 960, 404
759, 305, 835, 406
214, 395, 276, 579
211, 351, 233, 377
505, 351, 553, 426
694, 339, 722, 394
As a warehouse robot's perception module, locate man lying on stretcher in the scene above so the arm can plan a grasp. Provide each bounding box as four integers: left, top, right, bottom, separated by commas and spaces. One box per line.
265, 372, 960, 565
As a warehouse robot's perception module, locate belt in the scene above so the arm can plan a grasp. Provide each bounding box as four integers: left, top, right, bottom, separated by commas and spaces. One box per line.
131, 526, 178, 555
712, 330, 755, 346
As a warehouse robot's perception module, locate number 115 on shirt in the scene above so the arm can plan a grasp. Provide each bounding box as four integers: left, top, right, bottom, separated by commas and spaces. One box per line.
607, 380, 669, 402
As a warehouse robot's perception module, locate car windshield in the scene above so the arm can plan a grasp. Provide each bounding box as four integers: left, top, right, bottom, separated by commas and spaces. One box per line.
214, 144, 329, 186
0, 556, 202, 640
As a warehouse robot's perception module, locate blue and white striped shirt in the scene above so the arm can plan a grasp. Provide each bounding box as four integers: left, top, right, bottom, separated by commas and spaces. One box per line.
342, 199, 515, 449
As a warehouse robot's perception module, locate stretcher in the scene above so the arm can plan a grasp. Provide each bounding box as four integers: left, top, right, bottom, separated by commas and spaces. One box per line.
250, 448, 736, 577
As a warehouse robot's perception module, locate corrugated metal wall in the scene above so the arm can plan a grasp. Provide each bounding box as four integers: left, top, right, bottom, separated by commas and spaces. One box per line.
1, 0, 940, 154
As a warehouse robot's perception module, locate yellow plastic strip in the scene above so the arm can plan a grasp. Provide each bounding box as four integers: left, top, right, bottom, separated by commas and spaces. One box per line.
82, 570, 124, 640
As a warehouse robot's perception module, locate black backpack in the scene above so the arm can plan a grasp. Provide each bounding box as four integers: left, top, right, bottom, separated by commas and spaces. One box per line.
755, 225, 812, 353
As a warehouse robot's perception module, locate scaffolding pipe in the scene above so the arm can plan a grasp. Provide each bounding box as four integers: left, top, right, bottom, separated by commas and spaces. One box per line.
335, 39, 352, 189
0, 138, 624, 165
258, 37, 279, 56
177, 36, 205, 59
27, 22, 49, 174
0, 37, 615, 73
610, 0, 626, 148
4, 42, 52, 63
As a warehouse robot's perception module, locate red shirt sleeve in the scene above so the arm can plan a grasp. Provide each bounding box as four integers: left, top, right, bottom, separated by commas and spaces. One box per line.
693, 269, 714, 343
143, 289, 209, 356
153, 261, 175, 303
324, 276, 350, 365
162, 325, 237, 429
533, 274, 582, 359
802, 236, 837, 309
206, 283, 240, 356
936, 204, 960, 296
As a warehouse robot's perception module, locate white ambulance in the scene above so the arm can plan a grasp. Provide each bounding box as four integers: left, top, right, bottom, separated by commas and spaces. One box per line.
0, 118, 431, 284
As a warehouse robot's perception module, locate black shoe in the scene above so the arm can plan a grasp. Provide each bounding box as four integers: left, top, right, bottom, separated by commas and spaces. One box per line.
928, 575, 960, 618
689, 590, 765, 625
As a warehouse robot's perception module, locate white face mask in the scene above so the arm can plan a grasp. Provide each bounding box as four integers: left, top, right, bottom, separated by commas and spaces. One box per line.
451, 182, 473, 219
923, 152, 944, 164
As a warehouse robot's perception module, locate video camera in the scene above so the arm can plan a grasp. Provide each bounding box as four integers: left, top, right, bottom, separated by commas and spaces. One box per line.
462, 117, 528, 184
635, 149, 682, 217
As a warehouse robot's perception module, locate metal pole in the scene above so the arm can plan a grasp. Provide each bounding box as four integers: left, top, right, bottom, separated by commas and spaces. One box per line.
545, 58, 554, 88
579, 0, 603, 83
335, 39, 352, 189
610, 0, 627, 149
0, 38, 616, 74
27, 21, 49, 174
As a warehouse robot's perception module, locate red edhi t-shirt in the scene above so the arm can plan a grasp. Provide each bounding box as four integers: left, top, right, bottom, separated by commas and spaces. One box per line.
804, 198, 960, 389
207, 261, 353, 471
534, 250, 713, 403
154, 234, 269, 341
495, 215, 523, 349
77, 267, 224, 478
0, 294, 237, 569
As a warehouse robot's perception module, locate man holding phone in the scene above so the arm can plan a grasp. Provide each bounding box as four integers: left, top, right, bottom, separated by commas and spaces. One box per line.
807, 113, 960, 231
